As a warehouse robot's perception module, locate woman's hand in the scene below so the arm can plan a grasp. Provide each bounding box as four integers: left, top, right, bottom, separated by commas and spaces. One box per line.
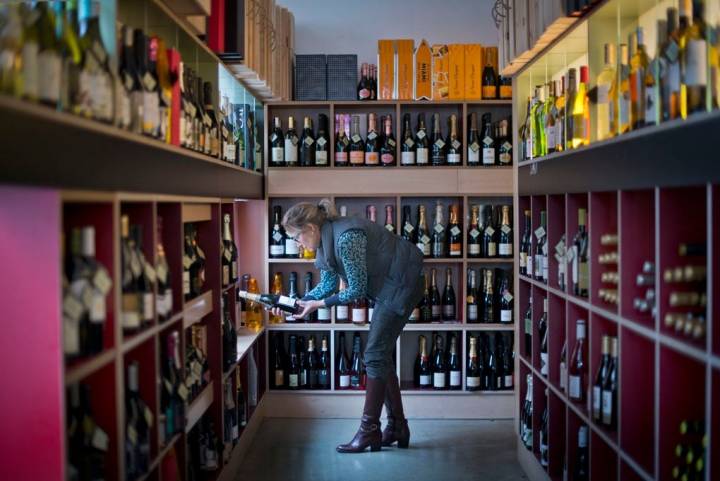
295, 299, 323, 320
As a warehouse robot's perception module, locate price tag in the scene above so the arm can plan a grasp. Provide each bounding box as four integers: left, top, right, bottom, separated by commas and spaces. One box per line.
177, 383, 189, 401
92, 268, 112, 295
421, 235, 431, 244
144, 405, 154, 426
367, 132, 377, 141
417, 130, 426, 139
470, 142, 480, 152
271, 133, 278, 142
434, 224, 444, 234
470, 228, 480, 239
534, 226, 546, 239
501, 225, 511, 234
91, 426, 110, 452
352, 134, 361, 143
485, 226, 495, 236
127, 425, 138, 445
164, 379, 173, 394
503, 292, 514, 302
144, 263, 157, 284
404, 138, 415, 147
142, 72, 156, 91
156, 263, 168, 284
404, 224, 414, 234
63, 294, 85, 322
183, 255, 193, 269
303, 137, 314, 146
451, 140, 461, 150
450, 226, 461, 236
502, 141, 512, 151
388, 139, 396, 147
483, 136, 493, 146
317, 137, 327, 147
434, 139, 445, 149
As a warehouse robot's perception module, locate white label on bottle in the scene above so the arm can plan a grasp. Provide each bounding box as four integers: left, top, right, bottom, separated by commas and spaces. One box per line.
485, 226, 495, 237
540, 353, 548, 376
336, 305, 349, 320
442, 305, 455, 318
284, 139, 297, 163
569, 375, 581, 399
38, 50, 61, 103
416, 148, 429, 164
546, 125, 556, 150
602, 390, 613, 422
469, 244, 481, 256
468, 305, 478, 321
499, 243, 512, 256
420, 375, 432, 386
543, 256, 549, 281
316, 151, 328, 165
431, 305, 442, 319
504, 375, 513, 388
482, 148, 495, 164
433, 373, 446, 388
340, 375, 351, 388
89, 291, 106, 323
270, 245, 284, 256
500, 309, 512, 323
318, 307, 331, 321
183, 271, 190, 295
448, 153, 461, 164
560, 362, 567, 391
278, 295, 295, 308
593, 386, 602, 417
619, 92, 630, 127
63, 316, 80, 355
467, 376, 480, 388
91, 426, 110, 452
352, 308, 366, 324
272, 147, 284, 163
597, 84, 610, 105
685, 40, 707, 86
404, 223, 414, 234
401, 151, 416, 165
468, 147, 480, 164
450, 371, 461, 387
667, 62, 680, 92
274, 370, 284, 386
289, 374, 299, 387
285, 238, 299, 255
22, 42, 39, 99
142, 293, 153, 321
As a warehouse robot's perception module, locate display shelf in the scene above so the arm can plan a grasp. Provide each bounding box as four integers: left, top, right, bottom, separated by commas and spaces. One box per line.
0, 95, 263, 199
124, 337, 160, 464
547, 390, 565, 481
181, 203, 214, 224
185, 381, 215, 434
547, 293, 565, 394
65, 349, 117, 385
235, 328, 266, 364
588, 312, 618, 443
183, 290, 215, 329
267, 258, 316, 264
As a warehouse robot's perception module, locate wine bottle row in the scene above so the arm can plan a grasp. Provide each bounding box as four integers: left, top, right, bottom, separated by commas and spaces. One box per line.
270, 332, 332, 390
0, 2, 262, 170
66, 383, 109, 481
125, 361, 154, 481
270, 201, 513, 261
187, 417, 223, 477
521, 2, 720, 160
185, 323, 211, 404
222, 370, 247, 460
269, 112, 513, 167
159, 330, 186, 446
663, 242, 708, 343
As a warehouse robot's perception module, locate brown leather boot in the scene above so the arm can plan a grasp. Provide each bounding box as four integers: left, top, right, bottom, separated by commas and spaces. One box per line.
382, 371, 410, 448
336, 377, 386, 453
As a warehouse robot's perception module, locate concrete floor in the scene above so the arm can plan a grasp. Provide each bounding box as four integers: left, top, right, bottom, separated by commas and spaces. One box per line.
234, 418, 528, 481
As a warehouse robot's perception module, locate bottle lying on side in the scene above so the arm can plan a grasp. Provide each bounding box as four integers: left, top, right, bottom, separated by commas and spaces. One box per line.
238, 290, 301, 314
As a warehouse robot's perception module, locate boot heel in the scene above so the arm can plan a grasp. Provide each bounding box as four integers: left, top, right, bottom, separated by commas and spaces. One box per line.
397, 439, 409, 449
370, 443, 382, 452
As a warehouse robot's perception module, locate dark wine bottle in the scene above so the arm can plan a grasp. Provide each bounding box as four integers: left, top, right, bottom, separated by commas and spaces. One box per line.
430, 268, 442, 322
415, 113, 430, 166
337, 332, 351, 389
466, 269, 480, 323
335, 116, 350, 167
380, 115, 396, 166
270, 117, 284, 166
481, 113, 495, 166
364, 113, 380, 166
432, 334, 447, 390
448, 334, 462, 390
592, 335, 610, 423
349, 115, 365, 167
448, 204, 462, 257
269, 205, 286, 258
467, 112, 481, 166
401, 113, 416, 166
446, 114, 462, 165
318, 335, 331, 389
442, 267, 456, 321
430, 113, 446, 165
299, 116, 316, 167
315, 114, 329, 167
468, 205, 482, 257
350, 333, 365, 389
284, 116, 299, 167
466, 336, 481, 391
272, 333, 286, 389
416, 335, 432, 388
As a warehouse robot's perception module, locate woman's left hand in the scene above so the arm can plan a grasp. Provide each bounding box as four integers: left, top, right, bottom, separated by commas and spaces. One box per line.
295, 299, 323, 319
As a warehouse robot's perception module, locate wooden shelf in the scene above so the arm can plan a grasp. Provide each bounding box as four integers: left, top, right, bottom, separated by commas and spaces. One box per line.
65, 349, 116, 385
181, 203, 214, 224
235, 327, 265, 363
159, 0, 210, 16
267, 258, 316, 264
0, 95, 262, 199
185, 381, 214, 433
183, 290, 215, 329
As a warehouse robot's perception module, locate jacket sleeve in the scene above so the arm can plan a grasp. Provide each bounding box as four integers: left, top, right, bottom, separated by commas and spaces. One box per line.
322, 229, 367, 307
301, 269, 339, 301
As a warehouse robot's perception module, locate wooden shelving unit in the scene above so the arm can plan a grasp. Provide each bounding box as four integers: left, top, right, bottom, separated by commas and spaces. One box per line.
510, 0, 720, 479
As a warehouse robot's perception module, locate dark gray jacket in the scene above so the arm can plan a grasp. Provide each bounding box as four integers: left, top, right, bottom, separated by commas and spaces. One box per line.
314, 215, 424, 318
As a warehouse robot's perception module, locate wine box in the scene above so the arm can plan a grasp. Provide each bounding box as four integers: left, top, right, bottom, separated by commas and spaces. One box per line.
414, 39, 432, 101
464, 44, 482, 100
294, 54, 327, 101
326, 54, 358, 101
431, 44, 450, 100
448, 44, 465, 100
396, 39, 415, 100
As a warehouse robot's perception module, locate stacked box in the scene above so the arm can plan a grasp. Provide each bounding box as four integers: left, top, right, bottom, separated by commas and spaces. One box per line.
294, 54, 327, 101
327, 54, 358, 100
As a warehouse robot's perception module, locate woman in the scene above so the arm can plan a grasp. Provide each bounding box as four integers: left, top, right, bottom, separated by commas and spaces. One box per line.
271, 198, 424, 453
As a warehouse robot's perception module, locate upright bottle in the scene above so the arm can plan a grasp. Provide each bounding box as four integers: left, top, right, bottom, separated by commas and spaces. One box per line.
629, 28, 649, 130
568, 319, 587, 402
416, 205, 431, 257
78, 1, 113, 123
499, 273, 513, 324
468, 205, 482, 257
430, 113, 446, 165
617, 44, 632, 134
535, 211, 547, 283
446, 205, 462, 257
520, 210, 531, 275
532, 86, 547, 157
467, 112, 481, 166
663, 8, 682, 121
498, 205, 513, 258
364, 113, 380, 166
318, 335, 330, 388
284, 116, 299, 166
681, 0, 707, 116
448, 334, 462, 390
555, 78, 566, 151
419, 272, 433, 322
572, 66, 590, 148
596, 43, 617, 140
432, 334, 447, 390
135, 30, 159, 137
350, 333, 365, 389
269, 206, 286, 258
314, 114, 329, 166
481, 113, 495, 165
401, 205, 415, 243
543, 83, 557, 155
431, 202, 446, 258
415, 335, 432, 388
302, 273, 317, 323
287, 335, 300, 389
482, 205, 497, 258
466, 336, 481, 390
446, 114, 461, 165
299, 116, 316, 167
442, 267, 456, 321
284, 273, 300, 323
467, 269, 479, 323
601, 337, 618, 429
415, 114, 430, 166
357, 63, 371, 100
306, 336, 319, 389
430, 268, 442, 322
539, 298, 548, 376
592, 335, 611, 423
380, 115, 396, 166
401, 113, 416, 165
572, 208, 589, 298
125, 361, 152, 479
484, 334, 498, 390
498, 119, 513, 165
540, 407, 549, 467
349, 115, 365, 166
335, 116, 350, 166
483, 269, 495, 323
222, 214, 238, 287
574, 426, 589, 481
337, 332, 350, 389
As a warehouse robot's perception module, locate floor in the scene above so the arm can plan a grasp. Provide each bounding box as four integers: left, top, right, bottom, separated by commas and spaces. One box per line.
234, 418, 528, 481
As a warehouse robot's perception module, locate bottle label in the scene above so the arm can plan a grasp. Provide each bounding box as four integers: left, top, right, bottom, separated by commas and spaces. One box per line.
482, 148, 495, 164
499, 243, 512, 256
300, 371, 307, 386
667, 62, 681, 92
431, 305, 441, 318
272, 147, 284, 163
592, 386, 602, 418
500, 309, 512, 323
504, 375, 513, 388
401, 151, 416, 165
336, 305, 349, 320
142, 293, 154, 321
560, 362, 567, 391
285, 239, 300, 255
569, 375, 581, 399
499, 149, 512, 164
619, 91, 630, 127
601, 390, 613, 423
381, 153, 394, 165
350, 151, 364, 165
284, 140, 298, 164
685, 40, 708, 87
404, 138, 415, 148
270, 245, 284, 256
467, 376, 480, 388
303, 137, 314, 147
469, 244, 480, 255
467, 304, 478, 321
183, 271, 190, 295
289, 374, 299, 387
352, 308, 366, 324
335, 152, 349, 164
540, 352, 548, 375
317, 307, 331, 321
365, 152, 379, 165
579, 262, 589, 291
420, 374, 432, 386
482, 86, 497, 99
468, 146, 480, 165
487, 242, 497, 257
22, 42, 39, 99
447, 153, 461, 165
535, 254, 544, 278
274, 370, 284, 386
442, 305, 455, 319
316, 151, 328, 165
450, 371, 461, 387
339, 375, 350, 388
450, 243, 462, 256
520, 252, 527, 268
433, 373, 446, 388
359, 88, 371, 99
543, 256, 549, 281
409, 308, 420, 321
416, 148, 429, 164
37, 50, 61, 103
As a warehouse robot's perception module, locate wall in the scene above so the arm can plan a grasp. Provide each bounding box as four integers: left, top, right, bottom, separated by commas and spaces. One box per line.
280, 0, 500, 65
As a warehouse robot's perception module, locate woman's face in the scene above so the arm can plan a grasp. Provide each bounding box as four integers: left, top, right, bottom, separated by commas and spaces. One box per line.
287, 223, 321, 252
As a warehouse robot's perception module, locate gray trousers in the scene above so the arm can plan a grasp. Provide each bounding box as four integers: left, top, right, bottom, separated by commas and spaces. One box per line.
363, 277, 424, 380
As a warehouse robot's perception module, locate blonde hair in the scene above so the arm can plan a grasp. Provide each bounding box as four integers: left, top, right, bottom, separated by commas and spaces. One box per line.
282, 198, 338, 233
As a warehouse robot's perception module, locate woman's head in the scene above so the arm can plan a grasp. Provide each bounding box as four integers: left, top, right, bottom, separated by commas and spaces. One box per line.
282, 198, 337, 252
